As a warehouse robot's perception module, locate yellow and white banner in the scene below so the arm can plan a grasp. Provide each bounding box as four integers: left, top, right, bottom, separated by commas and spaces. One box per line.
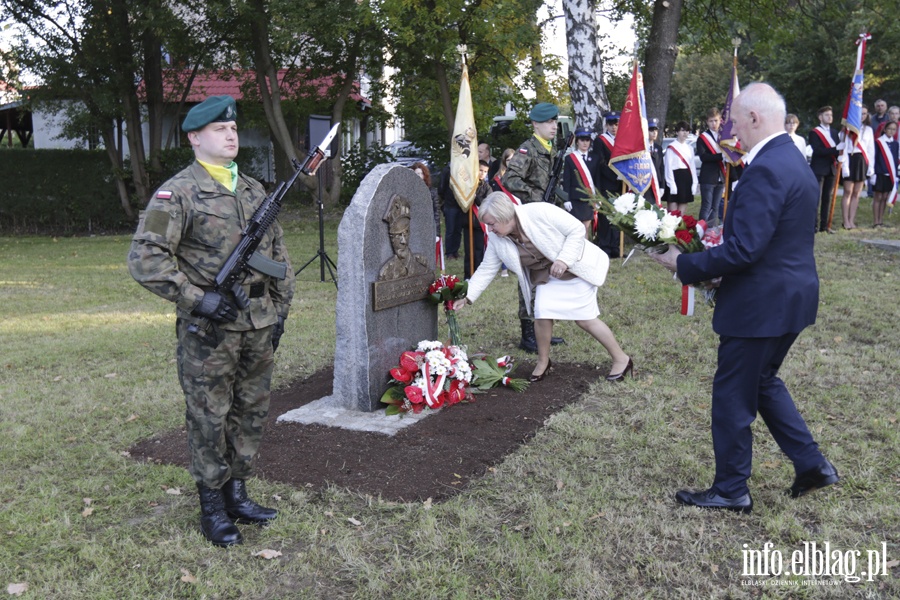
449, 63, 478, 212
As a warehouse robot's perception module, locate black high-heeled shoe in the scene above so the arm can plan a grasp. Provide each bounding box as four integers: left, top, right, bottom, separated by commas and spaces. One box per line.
529, 359, 553, 382
606, 358, 634, 382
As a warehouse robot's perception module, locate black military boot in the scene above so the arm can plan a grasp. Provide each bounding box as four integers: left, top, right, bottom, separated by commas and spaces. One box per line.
197, 485, 242, 547
518, 319, 537, 354
222, 479, 277, 525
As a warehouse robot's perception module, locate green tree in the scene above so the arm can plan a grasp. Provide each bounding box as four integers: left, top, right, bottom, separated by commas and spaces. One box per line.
374, 0, 547, 160
1, 0, 201, 217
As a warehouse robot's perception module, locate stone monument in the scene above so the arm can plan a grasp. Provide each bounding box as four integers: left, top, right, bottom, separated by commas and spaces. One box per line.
286, 164, 437, 420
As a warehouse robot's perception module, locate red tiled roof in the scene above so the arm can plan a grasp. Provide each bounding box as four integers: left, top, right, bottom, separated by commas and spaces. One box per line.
146, 69, 366, 104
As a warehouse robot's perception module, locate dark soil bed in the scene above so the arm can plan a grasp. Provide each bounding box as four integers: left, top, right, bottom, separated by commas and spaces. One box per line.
130, 363, 599, 502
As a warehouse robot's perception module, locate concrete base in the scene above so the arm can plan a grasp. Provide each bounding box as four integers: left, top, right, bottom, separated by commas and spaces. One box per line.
859, 238, 900, 253
276, 396, 433, 436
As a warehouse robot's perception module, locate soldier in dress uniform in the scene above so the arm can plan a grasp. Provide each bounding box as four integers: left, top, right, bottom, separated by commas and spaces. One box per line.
500, 102, 566, 352
128, 95, 295, 547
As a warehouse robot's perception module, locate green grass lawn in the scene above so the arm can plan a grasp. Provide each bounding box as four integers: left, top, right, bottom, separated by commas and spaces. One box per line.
1, 203, 899, 599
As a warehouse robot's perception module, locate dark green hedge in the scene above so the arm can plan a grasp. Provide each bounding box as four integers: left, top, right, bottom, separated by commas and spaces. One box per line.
0, 149, 127, 234
0, 147, 269, 235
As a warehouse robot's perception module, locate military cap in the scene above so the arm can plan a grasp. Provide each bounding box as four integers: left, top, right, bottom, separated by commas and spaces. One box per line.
182, 95, 238, 132
574, 128, 592, 139
528, 102, 559, 122
605, 112, 621, 123
384, 195, 412, 234
648, 118, 660, 130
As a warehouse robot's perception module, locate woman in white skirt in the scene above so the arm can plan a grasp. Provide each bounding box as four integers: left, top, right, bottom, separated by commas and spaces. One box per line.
452, 192, 633, 382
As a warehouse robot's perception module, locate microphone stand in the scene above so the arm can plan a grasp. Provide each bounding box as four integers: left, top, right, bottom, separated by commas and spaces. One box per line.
295, 150, 337, 286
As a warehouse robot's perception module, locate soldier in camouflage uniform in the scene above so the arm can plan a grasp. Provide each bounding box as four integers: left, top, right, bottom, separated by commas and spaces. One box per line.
500, 102, 566, 352
127, 95, 295, 547
502, 106, 557, 205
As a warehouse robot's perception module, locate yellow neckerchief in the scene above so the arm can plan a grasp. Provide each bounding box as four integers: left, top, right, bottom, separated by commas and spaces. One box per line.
198, 160, 238, 193
533, 133, 552, 153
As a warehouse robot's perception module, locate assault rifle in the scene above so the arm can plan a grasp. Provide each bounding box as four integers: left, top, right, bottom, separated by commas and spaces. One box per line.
189, 124, 339, 338
541, 132, 576, 204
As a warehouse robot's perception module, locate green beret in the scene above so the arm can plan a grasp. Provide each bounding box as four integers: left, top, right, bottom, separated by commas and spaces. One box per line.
528, 102, 559, 123
182, 95, 238, 132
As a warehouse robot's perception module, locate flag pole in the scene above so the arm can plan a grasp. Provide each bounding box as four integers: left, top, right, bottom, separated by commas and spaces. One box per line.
722, 40, 740, 223
449, 44, 479, 277
829, 31, 870, 230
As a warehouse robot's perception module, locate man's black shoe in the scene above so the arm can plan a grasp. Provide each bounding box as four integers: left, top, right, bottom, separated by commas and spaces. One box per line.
550, 336, 565, 345
789, 460, 839, 498
197, 485, 243, 547
223, 478, 278, 524
675, 488, 753, 514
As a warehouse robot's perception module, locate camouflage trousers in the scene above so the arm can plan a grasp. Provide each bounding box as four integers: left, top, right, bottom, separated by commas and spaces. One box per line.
517, 281, 537, 321
176, 318, 274, 489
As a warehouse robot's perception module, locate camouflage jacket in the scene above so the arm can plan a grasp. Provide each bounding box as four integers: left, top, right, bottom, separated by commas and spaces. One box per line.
128, 161, 295, 331
501, 135, 556, 204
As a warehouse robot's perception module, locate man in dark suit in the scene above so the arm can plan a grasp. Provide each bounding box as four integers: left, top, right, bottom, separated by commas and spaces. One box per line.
808, 106, 841, 233
652, 83, 839, 514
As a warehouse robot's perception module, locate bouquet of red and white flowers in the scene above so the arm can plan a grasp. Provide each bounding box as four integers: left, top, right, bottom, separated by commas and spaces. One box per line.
427, 274, 468, 346
592, 193, 723, 304
381, 340, 473, 415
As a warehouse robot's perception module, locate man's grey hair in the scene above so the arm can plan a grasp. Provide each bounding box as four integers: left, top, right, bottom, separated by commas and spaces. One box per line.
736, 82, 787, 124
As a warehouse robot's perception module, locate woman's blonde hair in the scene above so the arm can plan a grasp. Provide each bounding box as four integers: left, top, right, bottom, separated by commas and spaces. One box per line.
479, 192, 517, 223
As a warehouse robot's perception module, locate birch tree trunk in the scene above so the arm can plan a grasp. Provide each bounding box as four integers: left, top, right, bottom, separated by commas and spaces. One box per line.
643, 0, 684, 130
563, 0, 608, 134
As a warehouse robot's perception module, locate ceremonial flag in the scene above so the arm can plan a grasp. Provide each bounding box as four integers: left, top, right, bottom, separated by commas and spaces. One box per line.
719, 50, 744, 165
827, 32, 871, 230
609, 60, 656, 200
841, 33, 870, 143
449, 62, 479, 212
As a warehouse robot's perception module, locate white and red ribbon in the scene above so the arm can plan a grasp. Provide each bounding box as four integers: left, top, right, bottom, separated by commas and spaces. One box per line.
681, 285, 695, 316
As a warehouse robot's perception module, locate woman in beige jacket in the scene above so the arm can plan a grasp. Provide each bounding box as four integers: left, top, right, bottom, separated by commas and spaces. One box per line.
453, 192, 633, 382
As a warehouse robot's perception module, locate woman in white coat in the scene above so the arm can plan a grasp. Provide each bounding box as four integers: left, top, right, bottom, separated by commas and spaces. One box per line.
452, 192, 633, 382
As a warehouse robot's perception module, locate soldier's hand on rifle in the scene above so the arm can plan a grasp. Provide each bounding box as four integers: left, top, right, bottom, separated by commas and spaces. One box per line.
192, 291, 238, 323
564, 201, 573, 212
272, 316, 286, 352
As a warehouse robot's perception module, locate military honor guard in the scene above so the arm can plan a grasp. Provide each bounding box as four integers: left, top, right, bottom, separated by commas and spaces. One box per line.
128, 95, 296, 547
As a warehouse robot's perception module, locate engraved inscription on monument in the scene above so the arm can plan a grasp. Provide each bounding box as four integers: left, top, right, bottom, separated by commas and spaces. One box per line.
373, 272, 434, 311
